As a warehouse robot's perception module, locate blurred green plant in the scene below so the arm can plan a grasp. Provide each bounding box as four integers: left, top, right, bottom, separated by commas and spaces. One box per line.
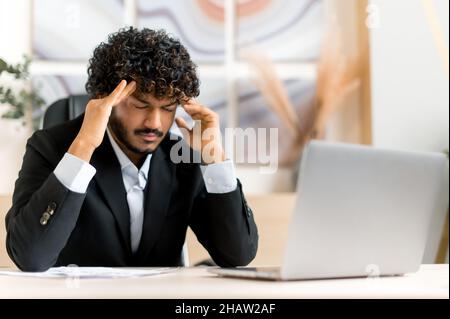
0, 55, 45, 120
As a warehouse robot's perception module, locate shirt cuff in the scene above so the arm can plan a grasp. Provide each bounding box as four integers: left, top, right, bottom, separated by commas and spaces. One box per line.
54, 152, 97, 194
200, 159, 238, 194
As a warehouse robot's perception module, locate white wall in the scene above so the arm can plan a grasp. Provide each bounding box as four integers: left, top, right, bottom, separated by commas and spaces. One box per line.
0, 0, 32, 195
369, 0, 449, 263
370, 0, 449, 152
0, 0, 31, 61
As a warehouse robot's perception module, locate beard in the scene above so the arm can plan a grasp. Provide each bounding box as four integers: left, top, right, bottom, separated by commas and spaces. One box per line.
108, 111, 164, 156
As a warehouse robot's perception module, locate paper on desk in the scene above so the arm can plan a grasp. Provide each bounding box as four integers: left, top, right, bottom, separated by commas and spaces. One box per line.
0, 267, 178, 279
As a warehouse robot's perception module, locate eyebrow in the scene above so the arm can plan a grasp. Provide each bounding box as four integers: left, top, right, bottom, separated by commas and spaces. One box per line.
133, 96, 178, 108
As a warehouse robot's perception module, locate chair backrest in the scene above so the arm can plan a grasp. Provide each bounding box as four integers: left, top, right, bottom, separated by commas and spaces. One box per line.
42, 95, 89, 129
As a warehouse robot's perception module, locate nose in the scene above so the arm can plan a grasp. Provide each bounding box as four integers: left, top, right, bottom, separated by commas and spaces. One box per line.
144, 108, 162, 129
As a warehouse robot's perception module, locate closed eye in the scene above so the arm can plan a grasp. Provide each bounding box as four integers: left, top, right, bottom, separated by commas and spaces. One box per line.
130, 99, 149, 109
133, 104, 149, 109
162, 105, 177, 112
130, 96, 178, 111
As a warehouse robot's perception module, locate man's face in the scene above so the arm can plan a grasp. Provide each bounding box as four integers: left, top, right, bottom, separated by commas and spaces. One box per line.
109, 91, 178, 156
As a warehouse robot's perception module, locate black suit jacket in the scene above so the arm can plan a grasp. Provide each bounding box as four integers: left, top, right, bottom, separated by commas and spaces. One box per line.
5, 115, 258, 271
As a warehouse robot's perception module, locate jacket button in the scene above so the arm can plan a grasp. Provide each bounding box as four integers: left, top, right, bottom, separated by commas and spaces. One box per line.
40, 215, 48, 226
46, 202, 57, 215
40, 211, 51, 226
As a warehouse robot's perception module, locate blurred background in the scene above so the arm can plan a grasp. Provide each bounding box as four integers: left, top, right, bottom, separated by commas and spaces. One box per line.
0, 0, 448, 267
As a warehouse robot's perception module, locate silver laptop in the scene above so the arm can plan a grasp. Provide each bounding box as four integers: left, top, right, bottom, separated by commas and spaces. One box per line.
209, 140, 449, 280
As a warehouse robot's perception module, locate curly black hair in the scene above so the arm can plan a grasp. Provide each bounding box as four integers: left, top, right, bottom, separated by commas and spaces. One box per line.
86, 27, 200, 102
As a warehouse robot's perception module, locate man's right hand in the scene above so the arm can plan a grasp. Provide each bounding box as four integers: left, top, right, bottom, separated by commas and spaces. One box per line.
68, 80, 136, 162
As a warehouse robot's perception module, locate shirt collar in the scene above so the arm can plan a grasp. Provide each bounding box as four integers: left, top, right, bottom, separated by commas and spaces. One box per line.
106, 127, 152, 180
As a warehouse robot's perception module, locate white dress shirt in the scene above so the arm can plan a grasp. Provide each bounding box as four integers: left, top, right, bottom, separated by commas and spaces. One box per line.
54, 129, 237, 253
106, 129, 151, 252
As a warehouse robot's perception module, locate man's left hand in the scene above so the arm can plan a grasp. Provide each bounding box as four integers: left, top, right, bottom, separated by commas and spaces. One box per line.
175, 99, 226, 165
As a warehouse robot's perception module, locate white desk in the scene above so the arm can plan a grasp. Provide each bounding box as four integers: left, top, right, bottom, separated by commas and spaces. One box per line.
0, 265, 448, 299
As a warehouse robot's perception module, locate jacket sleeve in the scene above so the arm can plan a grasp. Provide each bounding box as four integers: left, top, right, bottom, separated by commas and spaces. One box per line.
189, 178, 259, 267
5, 130, 88, 272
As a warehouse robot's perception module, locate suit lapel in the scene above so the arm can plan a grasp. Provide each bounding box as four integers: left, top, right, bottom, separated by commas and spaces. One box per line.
135, 143, 175, 263
91, 136, 132, 255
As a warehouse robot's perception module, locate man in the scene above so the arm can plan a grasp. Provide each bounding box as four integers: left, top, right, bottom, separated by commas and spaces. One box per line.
5, 27, 258, 272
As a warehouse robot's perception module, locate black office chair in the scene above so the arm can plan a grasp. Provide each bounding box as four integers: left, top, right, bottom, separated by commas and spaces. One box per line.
42, 94, 89, 129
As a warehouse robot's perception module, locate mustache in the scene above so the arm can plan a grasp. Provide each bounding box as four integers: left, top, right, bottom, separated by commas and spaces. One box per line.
134, 128, 164, 137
